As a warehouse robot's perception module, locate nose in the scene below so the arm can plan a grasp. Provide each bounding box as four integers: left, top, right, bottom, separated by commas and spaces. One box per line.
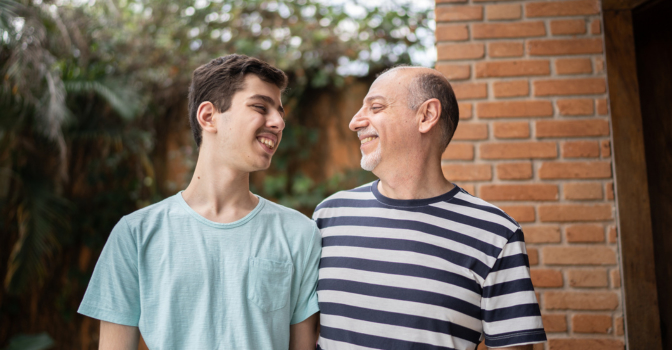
349, 106, 368, 132
267, 110, 285, 132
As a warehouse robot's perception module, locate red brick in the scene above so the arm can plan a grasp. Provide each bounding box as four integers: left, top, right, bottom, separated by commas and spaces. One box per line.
472, 22, 546, 39
459, 102, 473, 119
615, 316, 624, 336
550, 19, 586, 35
608, 226, 617, 243
453, 82, 488, 100
537, 120, 609, 138
601, 140, 611, 158
497, 162, 532, 180
597, 98, 609, 115
611, 268, 621, 288
591, 19, 602, 34
543, 246, 616, 264
486, 4, 521, 20
531, 269, 563, 287
453, 123, 488, 141
595, 57, 605, 73
437, 43, 485, 60
539, 161, 611, 179
566, 224, 604, 242
543, 314, 568, 332
475, 60, 550, 78
500, 205, 535, 223
539, 203, 613, 222
557, 98, 594, 115
524, 225, 561, 243
564, 182, 603, 200
548, 339, 624, 350
534, 78, 606, 96
436, 63, 470, 80
526, 0, 600, 17
568, 268, 608, 287
480, 184, 558, 201
437, 0, 467, 3
529, 38, 603, 56
562, 141, 600, 158
606, 182, 614, 200
477, 101, 553, 118
572, 314, 613, 333
481, 142, 557, 159
435, 24, 469, 42
489, 42, 524, 57
435, 5, 483, 22
442, 164, 492, 181
442, 143, 474, 160
556, 58, 593, 75
528, 247, 539, 265
545, 291, 618, 310
494, 80, 529, 98
493, 121, 530, 139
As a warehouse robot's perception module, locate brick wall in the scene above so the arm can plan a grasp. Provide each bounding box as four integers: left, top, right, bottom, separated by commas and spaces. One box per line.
434, 0, 624, 348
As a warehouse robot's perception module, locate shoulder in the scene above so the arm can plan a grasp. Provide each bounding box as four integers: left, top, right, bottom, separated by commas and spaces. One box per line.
121, 194, 182, 229
445, 187, 522, 241
260, 198, 318, 234
313, 182, 375, 217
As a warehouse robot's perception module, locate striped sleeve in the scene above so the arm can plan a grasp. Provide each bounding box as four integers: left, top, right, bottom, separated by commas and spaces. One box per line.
481, 229, 546, 348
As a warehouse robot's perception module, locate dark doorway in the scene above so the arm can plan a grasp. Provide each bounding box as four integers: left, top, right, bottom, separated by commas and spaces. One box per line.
633, 0, 672, 348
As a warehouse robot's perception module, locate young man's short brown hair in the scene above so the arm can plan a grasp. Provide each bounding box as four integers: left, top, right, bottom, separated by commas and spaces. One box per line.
188, 54, 288, 147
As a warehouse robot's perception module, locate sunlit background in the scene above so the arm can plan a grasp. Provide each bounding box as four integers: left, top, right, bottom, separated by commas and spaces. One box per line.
0, 0, 436, 348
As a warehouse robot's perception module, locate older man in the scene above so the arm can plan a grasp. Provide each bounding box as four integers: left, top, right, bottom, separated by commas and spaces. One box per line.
313, 67, 546, 350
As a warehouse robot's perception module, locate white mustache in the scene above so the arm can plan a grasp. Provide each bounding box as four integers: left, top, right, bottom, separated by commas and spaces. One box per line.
357, 127, 379, 138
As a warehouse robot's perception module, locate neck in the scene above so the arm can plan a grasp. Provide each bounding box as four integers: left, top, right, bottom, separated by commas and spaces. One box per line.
375, 150, 453, 200
181, 146, 258, 223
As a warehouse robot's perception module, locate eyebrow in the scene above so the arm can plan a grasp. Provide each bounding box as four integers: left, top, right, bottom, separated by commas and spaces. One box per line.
364, 95, 386, 104
249, 94, 285, 117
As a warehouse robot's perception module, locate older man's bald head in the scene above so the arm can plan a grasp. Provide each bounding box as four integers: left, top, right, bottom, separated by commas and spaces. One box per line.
375, 65, 459, 150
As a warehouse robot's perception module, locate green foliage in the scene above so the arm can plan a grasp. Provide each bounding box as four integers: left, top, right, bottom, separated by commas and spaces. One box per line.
3, 333, 54, 350
0, 0, 433, 308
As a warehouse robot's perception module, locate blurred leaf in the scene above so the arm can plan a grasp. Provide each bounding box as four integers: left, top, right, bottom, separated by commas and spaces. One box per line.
4, 332, 54, 350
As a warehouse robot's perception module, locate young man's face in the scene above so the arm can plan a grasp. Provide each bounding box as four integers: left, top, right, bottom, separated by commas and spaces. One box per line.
213, 74, 285, 172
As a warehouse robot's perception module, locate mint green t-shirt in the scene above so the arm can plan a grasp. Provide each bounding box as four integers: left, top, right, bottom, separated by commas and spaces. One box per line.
78, 193, 321, 349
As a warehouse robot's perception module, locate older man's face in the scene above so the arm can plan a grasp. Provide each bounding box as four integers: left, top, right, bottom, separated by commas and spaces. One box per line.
349, 70, 418, 174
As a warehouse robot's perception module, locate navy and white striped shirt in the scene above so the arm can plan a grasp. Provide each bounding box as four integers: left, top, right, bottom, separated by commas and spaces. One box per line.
313, 181, 546, 350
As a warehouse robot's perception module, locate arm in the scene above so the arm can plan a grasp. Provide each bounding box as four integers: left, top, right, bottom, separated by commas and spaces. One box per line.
99, 320, 140, 350
492, 345, 533, 350
289, 312, 319, 350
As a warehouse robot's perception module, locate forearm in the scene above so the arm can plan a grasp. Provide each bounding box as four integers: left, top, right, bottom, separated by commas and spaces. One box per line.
99, 320, 140, 350
289, 312, 319, 350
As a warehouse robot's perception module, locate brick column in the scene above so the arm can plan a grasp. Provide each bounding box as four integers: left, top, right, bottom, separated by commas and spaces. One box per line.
434, 0, 624, 348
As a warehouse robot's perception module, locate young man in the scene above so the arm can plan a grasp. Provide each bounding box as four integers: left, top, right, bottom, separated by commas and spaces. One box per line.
79, 55, 320, 349
313, 67, 546, 349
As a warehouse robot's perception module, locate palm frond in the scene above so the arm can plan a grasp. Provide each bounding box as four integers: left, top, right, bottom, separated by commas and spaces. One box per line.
64, 79, 142, 121
0, 0, 20, 33
4, 181, 71, 294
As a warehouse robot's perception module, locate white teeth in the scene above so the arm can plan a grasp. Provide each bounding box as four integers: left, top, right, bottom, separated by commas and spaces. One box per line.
360, 136, 377, 144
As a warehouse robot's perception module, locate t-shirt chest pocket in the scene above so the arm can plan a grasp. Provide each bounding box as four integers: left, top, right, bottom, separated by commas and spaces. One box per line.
247, 257, 293, 312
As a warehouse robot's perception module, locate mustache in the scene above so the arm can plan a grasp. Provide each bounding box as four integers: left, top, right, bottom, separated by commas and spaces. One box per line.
357, 127, 379, 138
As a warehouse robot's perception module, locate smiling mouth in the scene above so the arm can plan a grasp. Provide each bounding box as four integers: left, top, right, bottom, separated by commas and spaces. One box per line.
360, 136, 378, 145
257, 136, 276, 149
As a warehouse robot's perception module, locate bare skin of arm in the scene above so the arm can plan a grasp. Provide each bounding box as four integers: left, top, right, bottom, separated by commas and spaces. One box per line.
289, 313, 319, 350
99, 321, 139, 350
492, 345, 533, 350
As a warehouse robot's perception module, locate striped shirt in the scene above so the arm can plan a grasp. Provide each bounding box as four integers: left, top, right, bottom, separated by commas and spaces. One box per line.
313, 181, 546, 350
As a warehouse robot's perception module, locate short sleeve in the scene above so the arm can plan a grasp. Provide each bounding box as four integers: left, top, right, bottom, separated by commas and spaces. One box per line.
78, 217, 141, 326
481, 229, 546, 348
290, 225, 321, 325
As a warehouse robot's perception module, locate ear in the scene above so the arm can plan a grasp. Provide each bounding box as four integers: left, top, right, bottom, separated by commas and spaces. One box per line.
197, 101, 218, 135
417, 98, 442, 134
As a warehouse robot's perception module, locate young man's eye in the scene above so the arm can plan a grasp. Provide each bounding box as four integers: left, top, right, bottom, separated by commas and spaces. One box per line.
254, 105, 267, 112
